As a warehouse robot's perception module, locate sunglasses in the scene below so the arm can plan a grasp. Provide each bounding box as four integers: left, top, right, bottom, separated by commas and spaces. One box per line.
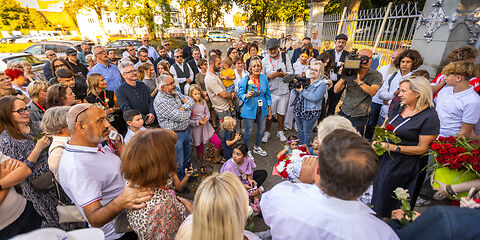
12, 107, 29, 115
54, 64, 66, 68
48, 54, 56, 57
174, 56, 182, 58
74, 103, 104, 123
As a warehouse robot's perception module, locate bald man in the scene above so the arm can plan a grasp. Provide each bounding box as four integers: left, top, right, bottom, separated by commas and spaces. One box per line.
43, 50, 57, 80
365, 48, 406, 140
311, 29, 321, 51
138, 36, 160, 62
333, 49, 383, 136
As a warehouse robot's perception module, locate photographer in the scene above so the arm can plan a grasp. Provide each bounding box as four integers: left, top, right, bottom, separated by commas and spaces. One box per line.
293, 61, 327, 145
333, 49, 382, 136
325, 34, 350, 116
261, 38, 293, 143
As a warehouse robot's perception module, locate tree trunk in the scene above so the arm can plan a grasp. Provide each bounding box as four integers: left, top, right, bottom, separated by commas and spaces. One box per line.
347, 0, 361, 12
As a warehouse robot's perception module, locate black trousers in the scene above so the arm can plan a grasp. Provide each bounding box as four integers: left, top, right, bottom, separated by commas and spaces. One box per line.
339, 111, 369, 137
253, 170, 268, 187
0, 201, 42, 240
326, 81, 344, 116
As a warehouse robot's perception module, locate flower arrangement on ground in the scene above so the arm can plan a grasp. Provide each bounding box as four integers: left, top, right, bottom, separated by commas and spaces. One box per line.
273, 146, 309, 181
373, 124, 401, 156
429, 136, 480, 198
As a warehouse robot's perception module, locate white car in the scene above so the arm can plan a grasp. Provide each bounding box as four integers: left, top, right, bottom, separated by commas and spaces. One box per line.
206, 31, 234, 43
15, 35, 47, 43
0, 53, 45, 73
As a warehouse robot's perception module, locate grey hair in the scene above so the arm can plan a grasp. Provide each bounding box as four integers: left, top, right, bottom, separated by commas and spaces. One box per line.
174, 49, 182, 55
92, 45, 104, 54
40, 106, 71, 135
66, 103, 92, 131
85, 54, 95, 63
118, 61, 134, 74
317, 116, 359, 144
156, 74, 173, 87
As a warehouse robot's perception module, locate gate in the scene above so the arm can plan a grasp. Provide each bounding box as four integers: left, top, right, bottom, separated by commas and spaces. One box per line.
315, 3, 421, 68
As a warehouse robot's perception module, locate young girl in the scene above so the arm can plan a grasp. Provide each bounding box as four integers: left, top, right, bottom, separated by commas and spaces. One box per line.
221, 116, 242, 160
188, 84, 222, 173
276, 135, 300, 159
309, 136, 319, 156
138, 62, 157, 97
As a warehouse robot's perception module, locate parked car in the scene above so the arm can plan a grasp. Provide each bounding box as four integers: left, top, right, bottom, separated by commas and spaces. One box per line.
15, 35, 47, 43
206, 31, 234, 43
22, 41, 95, 60
0, 36, 21, 44
105, 39, 142, 58
0, 53, 45, 72
244, 31, 268, 44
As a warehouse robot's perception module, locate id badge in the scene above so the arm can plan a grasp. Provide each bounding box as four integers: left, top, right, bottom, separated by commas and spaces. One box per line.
258, 99, 263, 107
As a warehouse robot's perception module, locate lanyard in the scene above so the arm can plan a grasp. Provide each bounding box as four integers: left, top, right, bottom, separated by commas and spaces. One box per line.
32, 101, 45, 113
388, 114, 411, 132
98, 91, 108, 108
269, 56, 279, 71
251, 75, 261, 97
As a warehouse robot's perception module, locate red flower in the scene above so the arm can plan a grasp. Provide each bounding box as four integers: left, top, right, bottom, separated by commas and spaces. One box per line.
448, 148, 457, 154
443, 144, 453, 149
472, 150, 480, 155
471, 140, 479, 145
456, 147, 466, 153
438, 136, 446, 143
473, 164, 480, 172
431, 143, 442, 151
278, 155, 288, 161
439, 148, 448, 155
447, 136, 457, 144
385, 124, 395, 131
449, 161, 461, 169
466, 155, 476, 163
457, 155, 467, 163
298, 146, 307, 152
436, 155, 444, 162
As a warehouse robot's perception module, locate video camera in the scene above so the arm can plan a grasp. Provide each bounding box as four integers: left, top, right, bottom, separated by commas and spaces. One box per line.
341, 48, 370, 78
283, 74, 311, 89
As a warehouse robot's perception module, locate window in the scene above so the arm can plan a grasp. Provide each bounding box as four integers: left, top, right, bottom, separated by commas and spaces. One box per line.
24, 45, 42, 55
5, 55, 44, 67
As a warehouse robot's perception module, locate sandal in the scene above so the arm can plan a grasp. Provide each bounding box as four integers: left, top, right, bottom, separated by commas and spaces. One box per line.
214, 158, 226, 165
200, 166, 207, 174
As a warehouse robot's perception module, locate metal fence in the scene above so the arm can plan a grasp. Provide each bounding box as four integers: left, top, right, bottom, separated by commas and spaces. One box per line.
314, 3, 421, 67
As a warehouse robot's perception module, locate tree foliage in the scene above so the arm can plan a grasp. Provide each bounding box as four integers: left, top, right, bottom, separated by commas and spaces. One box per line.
182, 0, 233, 28
65, 0, 109, 33
324, 0, 426, 14
112, 0, 171, 37
0, 0, 51, 31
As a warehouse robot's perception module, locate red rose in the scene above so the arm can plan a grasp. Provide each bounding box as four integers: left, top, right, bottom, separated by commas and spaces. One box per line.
457, 155, 467, 163
439, 148, 448, 155
385, 124, 395, 131
278, 155, 287, 161
466, 155, 476, 163
456, 147, 466, 153
438, 136, 446, 143
447, 136, 457, 143
471, 140, 479, 145
449, 161, 461, 169
443, 144, 453, 149
448, 148, 457, 154
298, 146, 307, 152
436, 155, 444, 162
431, 143, 442, 151
473, 164, 480, 172
472, 150, 480, 155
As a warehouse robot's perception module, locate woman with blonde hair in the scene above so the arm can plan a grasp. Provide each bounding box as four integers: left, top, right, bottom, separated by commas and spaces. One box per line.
84, 73, 126, 134
122, 129, 191, 240
26, 80, 49, 121
372, 75, 439, 218
175, 172, 259, 240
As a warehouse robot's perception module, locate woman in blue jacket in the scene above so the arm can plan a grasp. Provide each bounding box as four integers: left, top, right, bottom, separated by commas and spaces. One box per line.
294, 61, 327, 145
238, 57, 272, 158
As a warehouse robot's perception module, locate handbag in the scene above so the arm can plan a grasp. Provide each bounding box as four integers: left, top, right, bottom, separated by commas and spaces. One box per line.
54, 180, 86, 223
114, 210, 133, 233
29, 170, 55, 193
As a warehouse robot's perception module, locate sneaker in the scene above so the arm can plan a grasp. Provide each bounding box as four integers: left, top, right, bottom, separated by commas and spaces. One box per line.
262, 132, 270, 143
253, 146, 268, 157
415, 197, 431, 207
247, 151, 255, 160
277, 131, 287, 141
284, 126, 291, 131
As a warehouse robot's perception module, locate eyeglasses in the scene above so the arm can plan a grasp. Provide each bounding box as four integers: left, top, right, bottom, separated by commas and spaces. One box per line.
95, 51, 106, 55
127, 49, 136, 52
123, 70, 136, 74
174, 56, 182, 58
48, 54, 56, 57
164, 43, 170, 46
54, 64, 66, 68
68, 53, 78, 56
143, 40, 149, 42
74, 103, 104, 123
12, 107, 29, 115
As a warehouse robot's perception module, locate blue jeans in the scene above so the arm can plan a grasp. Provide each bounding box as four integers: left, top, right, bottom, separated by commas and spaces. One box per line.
175, 130, 191, 180
243, 107, 266, 150
365, 102, 382, 140
295, 116, 319, 146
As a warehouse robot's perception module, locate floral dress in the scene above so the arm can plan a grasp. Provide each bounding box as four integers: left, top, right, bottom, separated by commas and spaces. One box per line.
0, 122, 86, 230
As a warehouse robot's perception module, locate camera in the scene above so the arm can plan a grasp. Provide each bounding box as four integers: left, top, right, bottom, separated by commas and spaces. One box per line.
341, 48, 370, 78
283, 74, 310, 89
276, 68, 283, 72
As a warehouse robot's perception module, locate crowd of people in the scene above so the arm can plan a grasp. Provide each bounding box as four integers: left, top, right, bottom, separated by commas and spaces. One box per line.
0, 30, 479, 240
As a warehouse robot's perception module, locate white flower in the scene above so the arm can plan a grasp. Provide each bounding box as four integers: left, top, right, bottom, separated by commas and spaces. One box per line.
394, 187, 410, 200
247, 205, 253, 217
276, 161, 286, 173
248, 80, 254, 85
285, 162, 295, 176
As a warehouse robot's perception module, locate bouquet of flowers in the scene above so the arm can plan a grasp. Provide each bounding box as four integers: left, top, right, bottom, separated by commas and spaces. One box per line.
429, 136, 480, 198
247, 80, 257, 97
373, 124, 401, 156
393, 188, 419, 226
273, 146, 309, 181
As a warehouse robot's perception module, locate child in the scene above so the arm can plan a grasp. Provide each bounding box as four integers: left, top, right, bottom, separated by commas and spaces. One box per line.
219, 57, 236, 108
308, 136, 319, 156
123, 109, 146, 144
188, 84, 222, 173
276, 135, 300, 159
221, 116, 242, 160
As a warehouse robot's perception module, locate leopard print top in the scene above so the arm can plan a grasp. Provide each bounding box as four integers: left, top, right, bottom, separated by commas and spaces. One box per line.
127, 187, 187, 240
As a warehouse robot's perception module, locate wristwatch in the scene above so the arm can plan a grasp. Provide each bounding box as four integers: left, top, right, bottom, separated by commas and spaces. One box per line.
395, 146, 401, 152
358, 81, 364, 86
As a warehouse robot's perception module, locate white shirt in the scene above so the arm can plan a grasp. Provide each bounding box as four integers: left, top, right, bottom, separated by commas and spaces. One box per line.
124, 127, 146, 144
435, 86, 480, 137
311, 38, 321, 48
372, 64, 397, 104
170, 62, 194, 84
261, 181, 399, 240
293, 61, 310, 76
59, 143, 127, 240
262, 54, 293, 95
331, 50, 345, 82
377, 70, 413, 118
134, 60, 152, 70
234, 68, 249, 93
0, 153, 26, 230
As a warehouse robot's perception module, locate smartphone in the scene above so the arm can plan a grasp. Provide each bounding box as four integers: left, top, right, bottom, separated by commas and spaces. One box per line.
109, 130, 118, 140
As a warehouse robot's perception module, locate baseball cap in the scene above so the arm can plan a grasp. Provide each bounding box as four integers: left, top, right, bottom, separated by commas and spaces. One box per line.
66, 48, 78, 55
335, 34, 348, 41
266, 38, 279, 50
11, 228, 104, 240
